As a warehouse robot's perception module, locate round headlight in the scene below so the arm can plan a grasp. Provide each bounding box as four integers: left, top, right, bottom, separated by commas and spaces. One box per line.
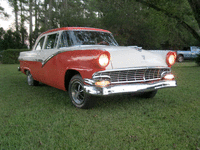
166, 51, 176, 67
98, 54, 109, 67
169, 55, 176, 64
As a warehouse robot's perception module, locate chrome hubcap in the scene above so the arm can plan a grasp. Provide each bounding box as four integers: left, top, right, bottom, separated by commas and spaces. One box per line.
28, 74, 33, 85
71, 80, 85, 105
178, 56, 183, 62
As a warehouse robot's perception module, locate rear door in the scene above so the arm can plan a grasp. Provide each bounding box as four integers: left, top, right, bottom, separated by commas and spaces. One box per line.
30, 35, 46, 82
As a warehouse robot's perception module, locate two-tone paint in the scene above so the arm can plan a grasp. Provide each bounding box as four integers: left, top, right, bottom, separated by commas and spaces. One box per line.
19, 49, 109, 91
18, 27, 177, 100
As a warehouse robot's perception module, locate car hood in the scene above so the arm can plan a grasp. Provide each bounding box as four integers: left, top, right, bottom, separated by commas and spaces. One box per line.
75, 45, 168, 69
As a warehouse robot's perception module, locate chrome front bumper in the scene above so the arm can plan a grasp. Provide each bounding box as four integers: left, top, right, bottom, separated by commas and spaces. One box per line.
84, 80, 177, 96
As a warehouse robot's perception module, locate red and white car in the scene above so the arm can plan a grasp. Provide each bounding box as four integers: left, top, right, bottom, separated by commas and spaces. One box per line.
18, 27, 177, 108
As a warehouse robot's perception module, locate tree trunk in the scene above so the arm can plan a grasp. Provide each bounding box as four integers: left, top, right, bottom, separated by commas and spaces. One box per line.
29, 0, 33, 49
48, 0, 53, 29
44, 0, 48, 31
35, 0, 38, 38
14, 0, 19, 32
20, 0, 25, 47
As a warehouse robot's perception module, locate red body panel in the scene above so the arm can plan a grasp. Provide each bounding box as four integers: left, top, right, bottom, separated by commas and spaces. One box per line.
19, 49, 108, 91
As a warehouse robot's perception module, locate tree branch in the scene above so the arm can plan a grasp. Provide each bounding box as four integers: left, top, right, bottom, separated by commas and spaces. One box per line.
135, 0, 200, 42
187, 0, 200, 29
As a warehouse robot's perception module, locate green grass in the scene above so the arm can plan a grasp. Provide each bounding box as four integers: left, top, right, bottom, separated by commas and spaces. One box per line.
0, 62, 200, 150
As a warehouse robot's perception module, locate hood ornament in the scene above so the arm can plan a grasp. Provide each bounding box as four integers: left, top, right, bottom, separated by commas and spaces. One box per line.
128, 46, 143, 52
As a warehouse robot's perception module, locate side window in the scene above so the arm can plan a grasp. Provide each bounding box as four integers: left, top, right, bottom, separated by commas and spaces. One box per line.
35, 36, 45, 50
58, 31, 72, 48
45, 33, 59, 49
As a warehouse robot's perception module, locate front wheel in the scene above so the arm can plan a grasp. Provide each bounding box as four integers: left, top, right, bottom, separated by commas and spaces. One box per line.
27, 72, 39, 86
68, 74, 95, 109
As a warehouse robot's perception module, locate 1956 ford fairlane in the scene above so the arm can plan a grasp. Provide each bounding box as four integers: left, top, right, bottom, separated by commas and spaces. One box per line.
18, 27, 177, 108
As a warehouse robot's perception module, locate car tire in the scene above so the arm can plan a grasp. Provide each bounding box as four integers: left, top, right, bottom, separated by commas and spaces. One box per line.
68, 74, 95, 109
177, 55, 184, 62
140, 90, 157, 98
27, 72, 39, 86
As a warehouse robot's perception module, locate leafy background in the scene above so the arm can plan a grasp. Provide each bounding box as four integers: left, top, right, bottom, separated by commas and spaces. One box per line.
0, 0, 200, 50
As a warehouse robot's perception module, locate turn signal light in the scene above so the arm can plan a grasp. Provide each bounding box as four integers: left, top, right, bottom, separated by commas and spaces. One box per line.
95, 80, 110, 87
166, 51, 176, 67
163, 74, 175, 80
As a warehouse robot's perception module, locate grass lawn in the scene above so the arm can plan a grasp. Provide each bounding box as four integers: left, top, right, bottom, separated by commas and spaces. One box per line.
0, 62, 200, 149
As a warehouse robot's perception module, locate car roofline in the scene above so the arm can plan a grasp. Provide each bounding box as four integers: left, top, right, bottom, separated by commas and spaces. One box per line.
41, 27, 111, 36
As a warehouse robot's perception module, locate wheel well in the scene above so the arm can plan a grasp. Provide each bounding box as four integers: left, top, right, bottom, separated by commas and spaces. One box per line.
178, 54, 184, 57
65, 70, 80, 91
24, 69, 29, 75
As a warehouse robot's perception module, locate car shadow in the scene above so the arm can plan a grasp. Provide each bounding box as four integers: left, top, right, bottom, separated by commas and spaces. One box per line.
93, 93, 152, 109
24, 82, 155, 109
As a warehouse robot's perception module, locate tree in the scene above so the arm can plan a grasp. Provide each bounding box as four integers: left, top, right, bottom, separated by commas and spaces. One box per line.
135, 0, 200, 44
0, 27, 6, 50
29, 0, 33, 49
0, 6, 9, 18
93, 0, 184, 48
8, 0, 19, 31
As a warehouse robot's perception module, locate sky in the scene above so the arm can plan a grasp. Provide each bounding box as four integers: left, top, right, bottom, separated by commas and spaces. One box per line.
0, 0, 15, 30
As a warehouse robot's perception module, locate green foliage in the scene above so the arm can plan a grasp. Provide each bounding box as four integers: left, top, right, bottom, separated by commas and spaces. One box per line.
135, 0, 200, 47
0, 62, 200, 149
1, 49, 28, 64
195, 54, 200, 66
0, 27, 28, 50
3, 0, 200, 49
93, 0, 199, 49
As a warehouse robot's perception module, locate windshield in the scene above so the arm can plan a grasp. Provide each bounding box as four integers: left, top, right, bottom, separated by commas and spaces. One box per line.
70, 31, 118, 46
191, 46, 200, 51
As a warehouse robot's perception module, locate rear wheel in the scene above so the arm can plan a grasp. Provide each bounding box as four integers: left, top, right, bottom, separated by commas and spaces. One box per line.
68, 74, 95, 109
27, 72, 39, 86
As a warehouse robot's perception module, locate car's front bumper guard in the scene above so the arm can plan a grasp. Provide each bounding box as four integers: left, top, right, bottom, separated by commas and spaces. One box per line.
83, 80, 177, 96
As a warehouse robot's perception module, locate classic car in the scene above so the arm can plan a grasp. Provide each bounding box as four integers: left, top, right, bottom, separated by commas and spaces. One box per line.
18, 27, 177, 108
151, 46, 200, 62
176, 46, 200, 62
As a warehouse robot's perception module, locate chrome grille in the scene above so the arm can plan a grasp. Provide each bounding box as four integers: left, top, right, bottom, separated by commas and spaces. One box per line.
93, 68, 170, 83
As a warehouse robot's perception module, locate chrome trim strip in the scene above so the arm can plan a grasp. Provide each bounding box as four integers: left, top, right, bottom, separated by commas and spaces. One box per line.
161, 71, 172, 79
84, 80, 177, 95
84, 79, 95, 85
93, 75, 111, 79
42, 51, 64, 67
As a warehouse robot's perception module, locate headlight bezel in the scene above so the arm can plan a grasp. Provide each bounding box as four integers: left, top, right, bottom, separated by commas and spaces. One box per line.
166, 51, 177, 67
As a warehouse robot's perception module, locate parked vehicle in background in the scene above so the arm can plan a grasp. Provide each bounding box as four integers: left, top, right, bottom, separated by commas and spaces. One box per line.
176, 46, 200, 62
150, 46, 200, 62
18, 27, 177, 109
